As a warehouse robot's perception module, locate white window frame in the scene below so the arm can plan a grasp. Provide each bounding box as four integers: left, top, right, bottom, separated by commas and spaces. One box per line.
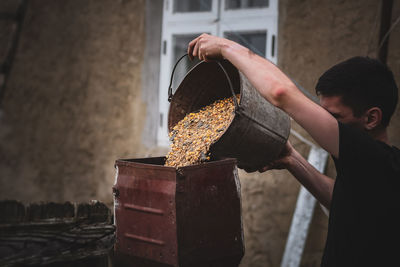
158, 0, 278, 147
221, 0, 278, 19
164, 0, 219, 23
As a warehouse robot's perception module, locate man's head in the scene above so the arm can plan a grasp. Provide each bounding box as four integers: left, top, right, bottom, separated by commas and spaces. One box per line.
316, 57, 398, 130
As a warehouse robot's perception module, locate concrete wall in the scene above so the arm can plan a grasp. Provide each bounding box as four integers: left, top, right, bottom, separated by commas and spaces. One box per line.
0, 0, 146, 205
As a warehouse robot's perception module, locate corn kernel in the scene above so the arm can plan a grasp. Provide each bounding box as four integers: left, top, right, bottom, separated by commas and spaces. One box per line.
165, 95, 240, 168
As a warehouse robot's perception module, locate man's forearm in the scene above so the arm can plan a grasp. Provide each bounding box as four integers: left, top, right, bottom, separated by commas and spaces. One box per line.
188, 34, 339, 156
220, 40, 297, 109
220, 39, 339, 158
286, 148, 334, 209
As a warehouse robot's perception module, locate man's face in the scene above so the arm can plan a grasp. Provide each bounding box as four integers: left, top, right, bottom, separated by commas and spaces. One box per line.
319, 95, 365, 129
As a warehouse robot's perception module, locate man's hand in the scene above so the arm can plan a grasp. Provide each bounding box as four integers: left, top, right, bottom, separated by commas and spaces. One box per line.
248, 140, 334, 208
258, 141, 294, 172
188, 33, 228, 62
239, 141, 294, 173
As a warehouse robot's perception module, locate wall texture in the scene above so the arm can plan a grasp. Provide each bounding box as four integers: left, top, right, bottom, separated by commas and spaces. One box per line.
0, 0, 146, 205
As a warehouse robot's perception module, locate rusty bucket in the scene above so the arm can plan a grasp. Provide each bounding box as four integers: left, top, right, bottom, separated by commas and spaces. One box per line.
113, 157, 244, 267
168, 55, 291, 171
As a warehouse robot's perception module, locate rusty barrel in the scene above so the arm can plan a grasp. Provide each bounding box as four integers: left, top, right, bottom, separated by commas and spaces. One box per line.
113, 157, 244, 267
168, 58, 291, 171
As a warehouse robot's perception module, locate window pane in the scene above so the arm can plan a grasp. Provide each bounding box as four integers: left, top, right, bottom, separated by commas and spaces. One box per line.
173, 0, 212, 13
224, 31, 266, 57
172, 34, 202, 89
225, 0, 269, 9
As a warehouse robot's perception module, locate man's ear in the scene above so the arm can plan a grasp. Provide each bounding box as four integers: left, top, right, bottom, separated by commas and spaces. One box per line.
364, 107, 382, 130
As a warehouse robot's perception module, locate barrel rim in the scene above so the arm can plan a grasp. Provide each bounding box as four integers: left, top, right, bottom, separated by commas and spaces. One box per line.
115, 157, 238, 170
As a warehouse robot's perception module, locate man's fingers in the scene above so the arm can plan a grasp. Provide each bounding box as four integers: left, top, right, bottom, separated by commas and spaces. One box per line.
237, 164, 256, 173
188, 33, 221, 62
187, 47, 194, 61
192, 40, 201, 59
244, 166, 259, 173
188, 36, 201, 60
187, 41, 194, 60
199, 48, 206, 61
258, 166, 270, 173
244, 168, 253, 173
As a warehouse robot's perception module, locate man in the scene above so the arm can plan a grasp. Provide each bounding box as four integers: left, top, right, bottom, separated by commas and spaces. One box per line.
187, 33, 400, 266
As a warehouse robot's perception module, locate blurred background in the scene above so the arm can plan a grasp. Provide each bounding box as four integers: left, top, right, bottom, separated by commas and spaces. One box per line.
0, 0, 399, 266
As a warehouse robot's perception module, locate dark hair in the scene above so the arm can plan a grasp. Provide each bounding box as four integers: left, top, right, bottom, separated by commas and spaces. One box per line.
315, 56, 398, 127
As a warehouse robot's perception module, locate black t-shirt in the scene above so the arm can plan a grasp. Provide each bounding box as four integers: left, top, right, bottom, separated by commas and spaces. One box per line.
321, 122, 400, 267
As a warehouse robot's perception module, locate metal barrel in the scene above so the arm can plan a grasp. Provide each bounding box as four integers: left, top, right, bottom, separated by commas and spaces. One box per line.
113, 157, 244, 267
168, 59, 290, 171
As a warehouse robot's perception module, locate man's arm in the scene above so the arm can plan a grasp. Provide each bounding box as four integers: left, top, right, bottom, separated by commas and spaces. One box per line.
188, 34, 339, 158
260, 141, 334, 209
286, 148, 334, 209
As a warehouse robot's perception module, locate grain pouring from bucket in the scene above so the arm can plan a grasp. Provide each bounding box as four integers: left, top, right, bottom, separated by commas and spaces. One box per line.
165, 95, 240, 168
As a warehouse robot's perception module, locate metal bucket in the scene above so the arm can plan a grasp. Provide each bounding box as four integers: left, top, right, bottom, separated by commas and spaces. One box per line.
113, 157, 244, 267
168, 56, 291, 171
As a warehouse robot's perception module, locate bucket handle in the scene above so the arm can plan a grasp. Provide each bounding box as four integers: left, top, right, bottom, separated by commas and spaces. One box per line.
215, 61, 240, 111
168, 53, 188, 102
168, 54, 240, 111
